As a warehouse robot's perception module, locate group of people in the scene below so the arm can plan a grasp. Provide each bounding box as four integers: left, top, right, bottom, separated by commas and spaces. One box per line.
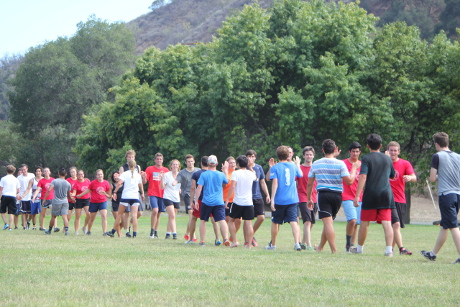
1, 133, 460, 263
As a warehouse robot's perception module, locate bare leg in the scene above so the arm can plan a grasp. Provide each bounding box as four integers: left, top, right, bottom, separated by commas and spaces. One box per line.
253, 215, 265, 234
228, 218, 237, 243
83, 206, 90, 228
100, 209, 108, 233
270, 222, 279, 246
290, 221, 301, 244
433, 227, 449, 254
243, 220, 254, 248
302, 221, 313, 246
392, 222, 403, 249
74, 208, 82, 232
219, 219, 229, 240
87, 212, 97, 232
211, 217, 219, 240
189, 216, 198, 240
131, 206, 139, 233
382, 220, 394, 247
39, 208, 46, 229
166, 205, 176, 234
319, 217, 336, 253
199, 219, 206, 243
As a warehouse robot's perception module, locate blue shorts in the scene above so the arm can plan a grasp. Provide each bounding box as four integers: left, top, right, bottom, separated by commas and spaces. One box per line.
200, 204, 225, 222
89, 201, 107, 213
439, 193, 460, 229
31, 201, 42, 215
342, 200, 361, 224
271, 203, 298, 225
149, 196, 165, 212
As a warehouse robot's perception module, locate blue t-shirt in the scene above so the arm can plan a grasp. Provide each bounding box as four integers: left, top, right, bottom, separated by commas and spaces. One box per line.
252, 164, 265, 199
269, 162, 302, 205
308, 158, 349, 193
197, 170, 228, 206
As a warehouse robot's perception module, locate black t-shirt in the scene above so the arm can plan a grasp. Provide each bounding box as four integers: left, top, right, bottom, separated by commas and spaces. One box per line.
191, 169, 207, 201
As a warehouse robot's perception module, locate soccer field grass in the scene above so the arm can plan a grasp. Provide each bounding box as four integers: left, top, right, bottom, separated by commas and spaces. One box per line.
1, 214, 459, 306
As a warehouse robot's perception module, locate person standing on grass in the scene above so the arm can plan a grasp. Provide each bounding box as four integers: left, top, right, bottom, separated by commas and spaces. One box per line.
265, 145, 303, 251
32, 167, 57, 232
143, 152, 169, 239
421, 132, 460, 264
245, 149, 270, 248
160, 159, 181, 240
342, 142, 363, 252
72, 170, 91, 235
77, 169, 111, 236
110, 171, 128, 236
297, 146, 317, 251
66, 167, 78, 227
307, 139, 359, 254
17, 164, 35, 229
223, 156, 239, 240
0, 165, 20, 231
351, 134, 395, 257
43, 168, 72, 235
195, 155, 231, 246
226, 155, 257, 248
107, 160, 144, 238
386, 141, 416, 256
29, 167, 43, 230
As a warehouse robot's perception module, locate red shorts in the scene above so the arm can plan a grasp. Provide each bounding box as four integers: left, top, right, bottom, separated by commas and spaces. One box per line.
361, 208, 391, 223
192, 200, 213, 219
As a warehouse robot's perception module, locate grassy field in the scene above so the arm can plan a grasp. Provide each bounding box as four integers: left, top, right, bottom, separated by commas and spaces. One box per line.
1, 213, 459, 306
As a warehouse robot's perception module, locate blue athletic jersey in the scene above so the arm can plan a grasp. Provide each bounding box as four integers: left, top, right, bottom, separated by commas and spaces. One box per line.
270, 162, 302, 205
197, 170, 228, 206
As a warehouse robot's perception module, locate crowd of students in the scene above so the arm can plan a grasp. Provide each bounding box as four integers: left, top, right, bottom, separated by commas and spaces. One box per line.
1, 133, 460, 263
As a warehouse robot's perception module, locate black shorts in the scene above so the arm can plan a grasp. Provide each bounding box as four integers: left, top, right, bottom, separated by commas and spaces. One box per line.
229, 203, 254, 220
182, 194, 191, 213
317, 190, 342, 220
111, 201, 120, 212
75, 198, 90, 209
225, 203, 233, 216
391, 202, 406, 228
253, 198, 265, 216
298, 202, 317, 224
1, 196, 18, 215
164, 199, 179, 209
21, 201, 32, 214
68, 202, 75, 211
41, 200, 52, 209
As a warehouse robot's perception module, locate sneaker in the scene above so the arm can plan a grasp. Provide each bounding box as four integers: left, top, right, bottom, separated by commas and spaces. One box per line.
126, 232, 132, 238
2, 224, 8, 230
192, 238, 197, 242
349, 247, 362, 254
44, 229, 51, 235
345, 244, 352, 252
265, 243, 276, 250
230, 242, 239, 248
104, 231, 114, 237
82, 227, 87, 235
301, 244, 307, 250
14, 226, 18, 229
306, 246, 314, 251
215, 239, 221, 246
399, 248, 412, 255
65, 231, 69, 236
184, 234, 190, 241
421, 250, 436, 261
86, 231, 91, 236
27, 221, 30, 229
54, 227, 60, 233
39, 227, 46, 231
74, 231, 79, 235
199, 242, 206, 246
149, 229, 154, 237
251, 237, 258, 247
154, 231, 158, 238
32, 226, 36, 230
223, 239, 231, 247
452, 257, 460, 264
185, 240, 195, 244
23, 227, 26, 230
384, 252, 393, 257
8, 228, 12, 231
165, 233, 171, 239
173, 234, 177, 240
294, 243, 302, 251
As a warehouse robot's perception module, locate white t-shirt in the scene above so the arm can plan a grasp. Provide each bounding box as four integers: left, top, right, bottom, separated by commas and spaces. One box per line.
119, 170, 142, 200
18, 173, 35, 201
0, 174, 20, 197
163, 172, 181, 203
231, 169, 257, 206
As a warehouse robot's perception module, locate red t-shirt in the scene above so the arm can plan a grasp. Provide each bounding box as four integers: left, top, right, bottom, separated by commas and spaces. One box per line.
145, 166, 169, 197
223, 169, 235, 202
390, 158, 415, 203
88, 179, 110, 203
74, 179, 91, 200
342, 159, 362, 201
38, 177, 55, 200
66, 177, 78, 203
297, 165, 317, 203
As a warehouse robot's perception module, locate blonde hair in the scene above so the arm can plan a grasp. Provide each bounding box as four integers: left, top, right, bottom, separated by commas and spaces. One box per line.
169, 159, 181, 171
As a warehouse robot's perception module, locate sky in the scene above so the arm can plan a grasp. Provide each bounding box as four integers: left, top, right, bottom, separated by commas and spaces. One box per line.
0, 0, 152, 57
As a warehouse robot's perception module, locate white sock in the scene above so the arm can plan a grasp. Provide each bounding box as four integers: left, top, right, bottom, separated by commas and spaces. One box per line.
357, 245, 363, 253
385, 246, 393, 254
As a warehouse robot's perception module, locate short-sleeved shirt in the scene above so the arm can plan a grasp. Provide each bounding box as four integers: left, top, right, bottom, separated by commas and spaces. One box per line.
192, 169, 206, 201
18, 173, 34, 201
120, 171, 142, 199
198, 170, 228, 206
270, 162, 302, 205
297, 165, 317, 203
431, 150, 460, 196
389, 158, 415, 203
145, 166, 169, 197
163, 171, 181, 203
360, 152, 396, 210
308, 158, 349, 193
251, 164, 265, 199
88, 179, 110, 203
74, 179, 91, 200
176, 168, 200, 196
51, 178, 71, 205
231, 169, 257, 206
342, 159, 362, 201
38, 177, 55, 200
0, 174, 20, 197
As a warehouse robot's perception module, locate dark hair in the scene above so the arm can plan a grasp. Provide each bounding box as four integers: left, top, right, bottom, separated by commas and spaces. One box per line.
20, 164, 28, 169
111, 171, 120, 183
246, 149, 257, 157
433, 132, 449, 148
322, 139, 336, 154
236, 155, 248, 168
366, 134, 382, 150
276, 146, 289, 160
35, 167, 43, 173
348, 142, 362, 151
201, 156, 208, 167
185, 154, 194, 161
302, 146, 315, 155
58, 167, 67, 177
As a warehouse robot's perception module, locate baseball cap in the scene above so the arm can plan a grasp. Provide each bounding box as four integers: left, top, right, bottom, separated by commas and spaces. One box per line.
207, 155, 218, 165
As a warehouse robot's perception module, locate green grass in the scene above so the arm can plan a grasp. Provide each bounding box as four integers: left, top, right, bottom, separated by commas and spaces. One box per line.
1, 213, 459, 306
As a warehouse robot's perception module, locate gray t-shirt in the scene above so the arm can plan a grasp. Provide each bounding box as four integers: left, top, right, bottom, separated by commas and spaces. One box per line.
431, 150, 460, 195
176, 168, 200, 196
51, 178, 71, 205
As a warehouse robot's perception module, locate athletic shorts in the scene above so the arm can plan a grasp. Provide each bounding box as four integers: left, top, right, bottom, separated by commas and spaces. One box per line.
225, 202, 233, 216
182, 194, 191, 213
317, 190, 342, 220
253, 198, 265, 216
163, 198, 180, 209
361, 208, 391, 223
51, 203, 69, 216
438, 193, 460, 229
192, 200, 202, 218
298, 202, 317, 224
229, 203, 254, 220
200, 203, 225, 222
20, 201, 32, 214
68, 202, 75, 211
112, 201, 120, 212
119, 198, 140, 208
271, 203, 298, 225
149, 196, 165, 212
342, 200, 361, 225
89, 201, 107, 213
75, 198, 90, 209
391, 202, 406, 228
41, 200, 52, 209
31, 201, 42, 215
1, 196, 18, 215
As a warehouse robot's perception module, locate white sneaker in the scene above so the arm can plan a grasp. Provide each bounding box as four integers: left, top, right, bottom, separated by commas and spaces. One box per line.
82, 227, 87, 235
294, 243, 301, 251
